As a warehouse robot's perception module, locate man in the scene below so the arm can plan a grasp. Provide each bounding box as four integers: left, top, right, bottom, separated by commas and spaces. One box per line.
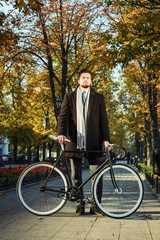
57, 69, 110, 215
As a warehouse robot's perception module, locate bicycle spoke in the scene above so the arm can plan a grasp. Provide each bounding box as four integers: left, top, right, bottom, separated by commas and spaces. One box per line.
93, 164, 144, 218
17, 163, 68, 216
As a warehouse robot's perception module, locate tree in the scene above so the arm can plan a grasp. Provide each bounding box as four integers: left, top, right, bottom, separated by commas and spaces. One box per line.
25, 70, 58, 160
119, 60, 160, 165
2, 0, 109, 120
91, 65, 128, 145
3, 0, 128, 159
0, 59, 55, 161
103, 0, 160, 151
104, 0, 160, 69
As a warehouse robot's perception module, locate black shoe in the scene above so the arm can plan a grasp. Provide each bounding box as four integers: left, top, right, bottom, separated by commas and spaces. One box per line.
75, 205, 85, 215
90, 206, 103, 216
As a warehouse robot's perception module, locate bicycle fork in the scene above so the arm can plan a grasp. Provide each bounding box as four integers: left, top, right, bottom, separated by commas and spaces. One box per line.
107, 150, 122, 194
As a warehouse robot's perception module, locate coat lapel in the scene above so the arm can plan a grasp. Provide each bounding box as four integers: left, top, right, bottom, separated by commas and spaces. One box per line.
88, 88, 95, 118
72, 89, 77, 121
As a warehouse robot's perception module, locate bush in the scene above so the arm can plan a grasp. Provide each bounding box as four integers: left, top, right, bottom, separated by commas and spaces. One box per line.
138, 163, 153, 175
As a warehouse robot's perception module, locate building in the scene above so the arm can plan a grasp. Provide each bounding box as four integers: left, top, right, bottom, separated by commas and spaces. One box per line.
0, 137, 9, 156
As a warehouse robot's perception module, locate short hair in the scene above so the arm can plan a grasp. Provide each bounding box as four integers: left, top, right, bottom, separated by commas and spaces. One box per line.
78, 69, 93, 80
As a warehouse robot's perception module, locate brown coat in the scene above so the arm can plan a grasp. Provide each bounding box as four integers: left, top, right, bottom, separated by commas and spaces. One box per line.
57, 88, 110, 158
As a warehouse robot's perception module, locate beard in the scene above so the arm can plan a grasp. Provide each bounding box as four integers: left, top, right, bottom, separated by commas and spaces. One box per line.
80, 83, 91, 88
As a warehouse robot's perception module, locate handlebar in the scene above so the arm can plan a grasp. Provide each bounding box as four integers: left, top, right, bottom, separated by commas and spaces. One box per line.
49, 135, 70, 151
50, 135, 113, 149
49, 135, 126, 160
49, 135, 114, 147
104, 142, 114, 148
49, 135, 70, 143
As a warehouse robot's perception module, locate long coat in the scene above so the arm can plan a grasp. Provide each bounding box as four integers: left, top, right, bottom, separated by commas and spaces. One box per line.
57, 88, 110, 158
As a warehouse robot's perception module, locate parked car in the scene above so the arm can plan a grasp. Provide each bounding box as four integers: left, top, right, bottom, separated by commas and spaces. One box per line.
2, 154, 25, 163
2, 155, 9, 162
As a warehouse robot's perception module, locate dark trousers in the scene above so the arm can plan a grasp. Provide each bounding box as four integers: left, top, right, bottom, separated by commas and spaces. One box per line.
70, 157, 103, 207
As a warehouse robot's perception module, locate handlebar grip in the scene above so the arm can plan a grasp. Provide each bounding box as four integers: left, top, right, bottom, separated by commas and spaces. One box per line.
49, 135, 70, 142
104, 142, 114, 148
64, 138, 70, 143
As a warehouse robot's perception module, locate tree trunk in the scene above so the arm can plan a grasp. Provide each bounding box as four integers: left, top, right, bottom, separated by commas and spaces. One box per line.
60, 0, 68, 99
62, 56, 68, 98
13, 138, 18, 163
144, 113, 152, 166
43, 142, 46, 161
48, 143, 52, 161
27, 146, 31, 163
36, 146, 39, 162
148, 73, 160, 150
39, 13, 59, 121
135, 132, 144, 162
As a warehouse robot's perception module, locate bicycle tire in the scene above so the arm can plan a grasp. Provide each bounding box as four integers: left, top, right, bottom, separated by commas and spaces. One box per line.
111, 145, 126, 160
17, 162, 68, 216
93, 164, 144, 218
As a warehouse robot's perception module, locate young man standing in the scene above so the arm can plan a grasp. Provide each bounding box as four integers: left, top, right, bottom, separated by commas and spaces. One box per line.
57, 69, 110, 215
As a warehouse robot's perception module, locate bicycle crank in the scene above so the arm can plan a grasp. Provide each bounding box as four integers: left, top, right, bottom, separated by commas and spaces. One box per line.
67, 187, 82, 202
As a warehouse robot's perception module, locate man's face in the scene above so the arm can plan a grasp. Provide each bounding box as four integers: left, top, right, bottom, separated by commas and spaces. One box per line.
78, 72, 92, 89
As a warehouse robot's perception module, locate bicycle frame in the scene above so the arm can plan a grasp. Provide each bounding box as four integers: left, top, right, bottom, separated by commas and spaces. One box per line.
42, 146, 120, 199
17, 137, 143, 218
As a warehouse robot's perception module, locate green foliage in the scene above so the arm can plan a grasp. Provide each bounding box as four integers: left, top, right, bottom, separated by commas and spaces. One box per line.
0, 0, 159, 156
138, 163, 153, 175
104, 0, 160, 71
0, 62, 57, 150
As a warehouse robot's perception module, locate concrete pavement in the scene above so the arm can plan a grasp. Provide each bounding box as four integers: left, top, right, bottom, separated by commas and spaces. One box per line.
0, 168, 160, 240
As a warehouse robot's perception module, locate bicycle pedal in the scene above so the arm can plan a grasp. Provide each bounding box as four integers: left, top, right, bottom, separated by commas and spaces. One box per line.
83, 197, 91, 204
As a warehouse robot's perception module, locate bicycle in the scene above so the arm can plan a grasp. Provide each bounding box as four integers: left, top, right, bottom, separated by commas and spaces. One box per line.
16, 135, 144, 219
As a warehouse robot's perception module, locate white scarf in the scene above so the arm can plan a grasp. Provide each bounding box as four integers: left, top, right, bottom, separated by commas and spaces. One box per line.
76, 87, 90, 150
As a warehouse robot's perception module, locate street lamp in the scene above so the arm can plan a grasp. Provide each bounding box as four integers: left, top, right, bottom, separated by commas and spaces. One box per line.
56, 97, 63, 116
56, 97, 63, 160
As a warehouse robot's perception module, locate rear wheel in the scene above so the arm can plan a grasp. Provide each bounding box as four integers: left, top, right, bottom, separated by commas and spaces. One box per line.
93, 164, 144, 218
17, 162, 68, 216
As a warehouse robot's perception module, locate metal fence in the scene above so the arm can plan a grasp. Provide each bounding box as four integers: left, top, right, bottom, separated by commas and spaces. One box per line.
0, 159, 71, 191
1, 161, 160, 193
0, 175, 18, 190
136, 163, 160, 194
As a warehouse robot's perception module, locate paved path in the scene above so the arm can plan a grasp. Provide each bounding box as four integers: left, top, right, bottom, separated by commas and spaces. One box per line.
0, 167, 160, 240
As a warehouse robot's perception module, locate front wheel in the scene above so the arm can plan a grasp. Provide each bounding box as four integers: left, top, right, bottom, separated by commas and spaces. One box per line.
17, 162, 68, 216
93, 164, 144, 218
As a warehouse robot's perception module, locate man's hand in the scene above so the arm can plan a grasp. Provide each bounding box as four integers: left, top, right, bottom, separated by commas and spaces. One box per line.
103, 141, 111, 150
58, 135, 67, 144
